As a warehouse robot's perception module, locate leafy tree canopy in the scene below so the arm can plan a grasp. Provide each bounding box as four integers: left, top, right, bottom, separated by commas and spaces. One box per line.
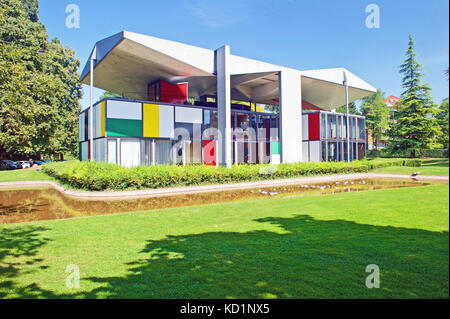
0, 0, 82, 158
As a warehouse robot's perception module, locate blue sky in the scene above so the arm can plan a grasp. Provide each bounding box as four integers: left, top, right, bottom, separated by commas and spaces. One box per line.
39, 0, 449, 109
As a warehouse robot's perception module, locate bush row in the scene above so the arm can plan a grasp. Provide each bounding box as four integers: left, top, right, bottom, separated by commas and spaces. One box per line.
41, 158, 422, 191
367, 148, 449, 159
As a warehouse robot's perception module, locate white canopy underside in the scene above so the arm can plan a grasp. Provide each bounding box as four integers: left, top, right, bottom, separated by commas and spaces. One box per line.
80, 31, 376, 110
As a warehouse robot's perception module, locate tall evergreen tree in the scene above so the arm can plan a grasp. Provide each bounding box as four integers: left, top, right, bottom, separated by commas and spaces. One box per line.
360, 89, 390, 149
436, 98, 449, 149
387, 35, 439, 157
0, 0, 82, 159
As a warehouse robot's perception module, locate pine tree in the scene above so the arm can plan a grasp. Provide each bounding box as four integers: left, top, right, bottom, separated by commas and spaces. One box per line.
436, 98, 449, 149
388, 35, 439, 157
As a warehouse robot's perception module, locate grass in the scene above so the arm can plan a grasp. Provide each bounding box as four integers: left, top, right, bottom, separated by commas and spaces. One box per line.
0, 169, 53, 182
0, 184, 448, 298
373, 159, 449, 176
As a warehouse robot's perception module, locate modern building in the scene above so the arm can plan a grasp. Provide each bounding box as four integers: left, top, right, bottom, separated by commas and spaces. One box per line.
79, 31, 376, 167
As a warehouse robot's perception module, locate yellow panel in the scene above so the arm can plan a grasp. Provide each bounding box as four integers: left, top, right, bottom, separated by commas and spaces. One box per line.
100, 101, 105, 136
143, 103, 159, 137
256, 106, 265, 113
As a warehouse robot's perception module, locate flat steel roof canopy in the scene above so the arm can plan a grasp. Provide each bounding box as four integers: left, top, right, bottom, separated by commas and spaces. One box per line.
80, 31, 376, 110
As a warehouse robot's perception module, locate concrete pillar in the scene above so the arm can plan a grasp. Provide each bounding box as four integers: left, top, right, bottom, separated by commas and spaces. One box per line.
279, 70, 303, 163
216, 45, 232, 168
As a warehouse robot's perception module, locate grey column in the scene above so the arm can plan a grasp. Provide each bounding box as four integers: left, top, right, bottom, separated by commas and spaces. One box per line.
216, 45, 232, 168
279, 70, 303, 163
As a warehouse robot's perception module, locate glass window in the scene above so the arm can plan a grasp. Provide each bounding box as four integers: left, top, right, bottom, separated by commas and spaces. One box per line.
358, 118, 365, 140
327, 114, 337, 139
320, 113, 326, 139
155, 140, 173, 165
270, 116, 279, 141
327, 142, 337, 161
93, 138, 106, 162
321, 141, 327, 161
142, 140, 153, 166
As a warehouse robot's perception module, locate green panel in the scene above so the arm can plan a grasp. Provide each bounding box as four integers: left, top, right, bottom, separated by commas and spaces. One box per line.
107, 118, 142, 137
271, 141, 280, 155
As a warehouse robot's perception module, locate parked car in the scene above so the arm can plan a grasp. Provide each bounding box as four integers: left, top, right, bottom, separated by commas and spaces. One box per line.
34, 160, 44, 165
17, 161, 31, 169
0, 160, 21, 170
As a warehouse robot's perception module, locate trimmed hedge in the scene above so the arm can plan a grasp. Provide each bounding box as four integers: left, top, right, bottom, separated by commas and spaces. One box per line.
41, 158, 422, 191
367, 148, 449, 159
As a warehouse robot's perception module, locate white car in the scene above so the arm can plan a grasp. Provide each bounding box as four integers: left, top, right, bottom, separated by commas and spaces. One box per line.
17, 161, 31, 169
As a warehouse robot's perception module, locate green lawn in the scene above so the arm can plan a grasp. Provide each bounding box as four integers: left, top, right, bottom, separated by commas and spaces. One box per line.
373, 159, 449, 176
0, 169, 53, 182
0, 184, 448, 299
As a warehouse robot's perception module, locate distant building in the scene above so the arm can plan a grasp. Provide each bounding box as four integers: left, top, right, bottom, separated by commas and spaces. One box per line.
384, 95, 401, 108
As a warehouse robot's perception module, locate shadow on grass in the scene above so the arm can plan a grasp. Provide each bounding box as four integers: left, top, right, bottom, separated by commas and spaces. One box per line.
78, 215, 449, 299
423, 159, 449, 167
0, 225, 57, 298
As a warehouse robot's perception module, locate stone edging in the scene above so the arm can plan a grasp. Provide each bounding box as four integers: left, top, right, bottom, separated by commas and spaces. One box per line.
0, 173, 447, 201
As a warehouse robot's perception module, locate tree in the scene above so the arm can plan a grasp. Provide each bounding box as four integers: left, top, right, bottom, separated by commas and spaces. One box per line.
360, 89, 390, 149
335, 102, 359, 115
99, 91, 121, 99
436, 98, 449, 149
387, 35, 439, 157
0, 0, 81, 159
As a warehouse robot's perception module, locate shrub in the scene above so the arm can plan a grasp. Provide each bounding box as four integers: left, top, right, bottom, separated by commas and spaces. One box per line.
41, 158, 422, 191
367, 148, 449, 158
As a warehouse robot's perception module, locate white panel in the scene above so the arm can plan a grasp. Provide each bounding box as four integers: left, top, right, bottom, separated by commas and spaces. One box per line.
310, 141, 321, 162
79, 113, 85, 141
94, 104, 101, 138
120, 140, 141, 168
107, 100, 142, 120
279, 69, 302, 163
159, 105, 174, 138
175, 107, 202, 124
108, 140, 117, 164
81, 141, 89, 161
302, 115, 309, 141
302, 141, 309, 162
270, 154, 280, 164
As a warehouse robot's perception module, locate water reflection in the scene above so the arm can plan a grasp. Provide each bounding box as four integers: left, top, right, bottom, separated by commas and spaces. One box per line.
0, 179, 436, 224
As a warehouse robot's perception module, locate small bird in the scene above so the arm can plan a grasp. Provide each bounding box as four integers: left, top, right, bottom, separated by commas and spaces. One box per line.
411, 172, 421, 177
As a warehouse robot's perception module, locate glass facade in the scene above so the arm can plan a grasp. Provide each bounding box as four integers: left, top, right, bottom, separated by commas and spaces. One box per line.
303, 111, 366, 162
80, 98, 365, 166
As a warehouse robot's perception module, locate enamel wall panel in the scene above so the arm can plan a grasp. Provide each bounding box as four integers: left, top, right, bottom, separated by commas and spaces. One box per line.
143, 103, 159, 137
175, 107, 202, 124
159, 105, 174, 138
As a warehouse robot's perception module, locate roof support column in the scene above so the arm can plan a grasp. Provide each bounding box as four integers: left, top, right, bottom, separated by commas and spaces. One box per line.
279, 70, 303, 163
89, 46, 97, 161
216, 45, 232, 168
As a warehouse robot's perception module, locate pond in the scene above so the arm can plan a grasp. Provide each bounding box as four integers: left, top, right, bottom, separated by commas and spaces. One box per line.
0, 178, 439, 224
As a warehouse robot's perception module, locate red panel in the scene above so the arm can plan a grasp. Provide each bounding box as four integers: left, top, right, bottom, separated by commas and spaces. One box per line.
302, 100, 324, 111
308, 113, 320, 140
203, 140, 216, 166
160, 80, 188, 104
88, 140, 91, 160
